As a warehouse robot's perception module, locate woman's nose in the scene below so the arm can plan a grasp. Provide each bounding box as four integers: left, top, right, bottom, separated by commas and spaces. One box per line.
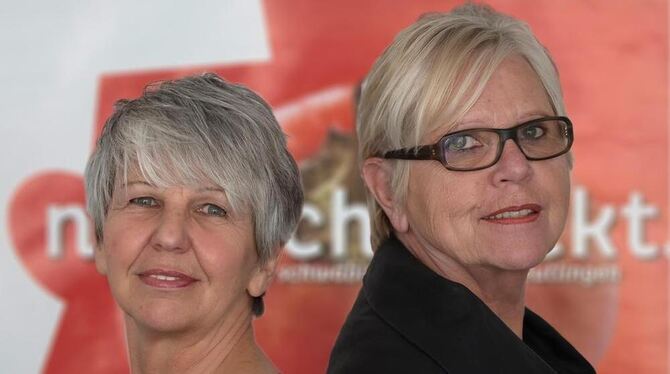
150, 208, 191, 252
490, 139, 532, 184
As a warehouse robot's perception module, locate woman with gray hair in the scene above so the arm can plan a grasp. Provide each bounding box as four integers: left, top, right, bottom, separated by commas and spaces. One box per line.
328, 4, 595, 374
85, 73, 302, 373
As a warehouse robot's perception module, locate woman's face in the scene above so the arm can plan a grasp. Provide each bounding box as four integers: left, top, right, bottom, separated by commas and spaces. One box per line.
95, 172, 272, 333
401, 55, 571, 273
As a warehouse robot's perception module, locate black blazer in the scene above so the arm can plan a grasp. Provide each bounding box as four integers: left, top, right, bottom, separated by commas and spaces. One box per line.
327, 237, 596, 374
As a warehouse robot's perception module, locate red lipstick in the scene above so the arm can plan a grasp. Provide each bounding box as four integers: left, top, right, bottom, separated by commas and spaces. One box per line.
481, 204, 541, 225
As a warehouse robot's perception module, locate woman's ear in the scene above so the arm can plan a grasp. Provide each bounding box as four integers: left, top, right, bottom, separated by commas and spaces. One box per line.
94, 242, 108, 276
361, 158, 408, 233
246, 254, 279, 298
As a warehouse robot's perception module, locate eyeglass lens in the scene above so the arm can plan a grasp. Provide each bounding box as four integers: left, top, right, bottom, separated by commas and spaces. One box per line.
441, 118, 570, 169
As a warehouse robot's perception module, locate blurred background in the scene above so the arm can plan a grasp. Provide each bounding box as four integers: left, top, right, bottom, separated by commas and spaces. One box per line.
0, 0, 667, 373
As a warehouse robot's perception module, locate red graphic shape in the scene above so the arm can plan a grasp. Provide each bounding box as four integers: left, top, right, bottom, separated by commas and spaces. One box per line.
8, 172, 128, 373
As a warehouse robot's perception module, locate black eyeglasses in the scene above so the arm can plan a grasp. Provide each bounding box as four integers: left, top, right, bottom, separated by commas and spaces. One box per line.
383, 116, 573, 171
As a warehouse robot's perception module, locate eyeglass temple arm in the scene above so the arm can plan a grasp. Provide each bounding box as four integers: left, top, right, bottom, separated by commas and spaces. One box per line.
383, 145, 438, 160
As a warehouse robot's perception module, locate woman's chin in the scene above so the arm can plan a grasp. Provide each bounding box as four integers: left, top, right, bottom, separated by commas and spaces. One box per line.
476, 218, 562, 272
482, 245, 551, 273
124, 303, 196, 335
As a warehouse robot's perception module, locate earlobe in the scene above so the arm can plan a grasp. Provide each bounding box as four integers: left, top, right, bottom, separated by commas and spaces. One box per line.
247, 255, 278, 297
361, 158, 408, 233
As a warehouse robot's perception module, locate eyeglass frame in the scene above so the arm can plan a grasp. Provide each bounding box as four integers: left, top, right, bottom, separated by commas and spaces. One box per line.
381, 116, 574, 172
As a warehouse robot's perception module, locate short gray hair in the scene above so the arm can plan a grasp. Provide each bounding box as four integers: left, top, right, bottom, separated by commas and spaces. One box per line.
85, 73, 304, 263
358, 4, 566, 248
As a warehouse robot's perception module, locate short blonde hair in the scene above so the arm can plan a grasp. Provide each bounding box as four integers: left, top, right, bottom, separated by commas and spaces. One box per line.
358, 4, 566, 249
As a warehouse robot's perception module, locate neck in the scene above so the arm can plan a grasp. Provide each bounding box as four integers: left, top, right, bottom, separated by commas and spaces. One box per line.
396, 231, 528, 337
125, 305, 276, 374
464, 267, 527, 337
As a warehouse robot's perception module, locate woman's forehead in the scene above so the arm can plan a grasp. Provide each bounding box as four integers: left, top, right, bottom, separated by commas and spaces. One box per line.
425, 58, 552, 141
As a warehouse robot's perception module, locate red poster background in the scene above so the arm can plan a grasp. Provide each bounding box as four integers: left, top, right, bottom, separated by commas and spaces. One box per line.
7, 1, 668, 373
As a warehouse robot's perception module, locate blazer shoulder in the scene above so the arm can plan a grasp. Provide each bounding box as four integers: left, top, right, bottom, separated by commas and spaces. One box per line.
327, 288, 444, 374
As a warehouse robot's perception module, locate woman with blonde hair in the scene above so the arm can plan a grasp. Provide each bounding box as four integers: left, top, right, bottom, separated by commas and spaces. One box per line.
329, 4, 594, 373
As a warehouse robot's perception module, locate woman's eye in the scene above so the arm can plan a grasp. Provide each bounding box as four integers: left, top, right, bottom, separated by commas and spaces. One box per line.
199, 203, 227, 218
521, 125, 545, 139
446, 134, 480, 151
129, 197, 158, 207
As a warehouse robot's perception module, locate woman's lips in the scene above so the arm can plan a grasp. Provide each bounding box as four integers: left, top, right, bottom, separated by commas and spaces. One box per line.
481, 204, 542, 224
138, 269, 198, 289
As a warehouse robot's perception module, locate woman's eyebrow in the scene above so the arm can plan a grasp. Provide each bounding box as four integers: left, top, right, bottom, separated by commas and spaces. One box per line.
198, 186, 226, 195
123, 180, 153, 188
453, 110, 554, 131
